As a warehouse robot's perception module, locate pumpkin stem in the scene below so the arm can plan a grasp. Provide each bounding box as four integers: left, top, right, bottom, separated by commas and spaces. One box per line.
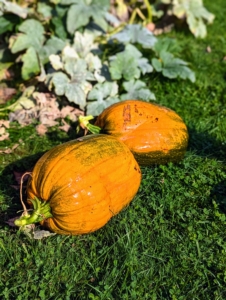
14, 197, 52, 227
78, 115, 101, 135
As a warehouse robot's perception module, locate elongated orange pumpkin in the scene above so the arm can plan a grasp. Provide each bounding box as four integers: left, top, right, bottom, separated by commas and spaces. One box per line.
15, 134, 141, 235
92, 100, 189, 166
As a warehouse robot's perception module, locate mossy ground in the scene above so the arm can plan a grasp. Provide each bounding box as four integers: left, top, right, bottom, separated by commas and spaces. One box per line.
0, 1, 226, 299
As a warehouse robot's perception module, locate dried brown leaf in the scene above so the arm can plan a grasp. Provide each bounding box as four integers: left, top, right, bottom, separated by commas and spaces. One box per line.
206, 46, 212, 53
0, 87, 16, 104
36, 123, 48, 135
0, 120, 10, 128
33, 230, 56, 240
0, 143, 19, 154
0, 132, 9, 141
59, 119, 70, 132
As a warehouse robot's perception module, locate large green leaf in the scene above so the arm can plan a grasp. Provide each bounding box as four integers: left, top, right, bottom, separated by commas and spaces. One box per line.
0, 15, 17, 34
37, 2, 52, 19
152, 51, 196, 82
65, 82, 86, 109
86, 81, 119, 115
49, 72, 69, 95
121, 80, 155, 101
109, 53, 140, 81
111, 24, 157, 49
21, 47, 40, 80
153, 37, 181, 55
109, 44, 152, 80
65, 0, 110, 34
39, 36, 66, 64
10, 19, 45, 53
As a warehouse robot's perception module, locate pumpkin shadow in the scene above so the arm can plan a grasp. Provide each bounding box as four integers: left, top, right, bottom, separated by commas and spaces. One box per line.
209, 180, 226, 214
187, 127, 226, 161
188, 127, 226, 214
0, 151, 46, 226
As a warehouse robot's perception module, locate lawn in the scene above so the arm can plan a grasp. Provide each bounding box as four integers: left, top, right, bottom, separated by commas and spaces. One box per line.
0, 0, 226, 299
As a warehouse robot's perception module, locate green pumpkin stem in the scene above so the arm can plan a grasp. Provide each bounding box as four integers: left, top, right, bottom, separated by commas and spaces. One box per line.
78, 115, 101, 134
14, 197, 52, 227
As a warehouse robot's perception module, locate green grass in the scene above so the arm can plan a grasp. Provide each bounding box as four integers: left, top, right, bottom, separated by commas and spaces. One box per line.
1, 0, 226, 299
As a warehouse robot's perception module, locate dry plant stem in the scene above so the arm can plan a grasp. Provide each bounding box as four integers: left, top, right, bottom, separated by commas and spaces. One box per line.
20, 172, 32, 215
15, 169, 52, 227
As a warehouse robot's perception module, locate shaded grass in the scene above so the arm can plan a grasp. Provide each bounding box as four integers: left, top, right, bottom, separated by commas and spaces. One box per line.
1, 0, 226, 299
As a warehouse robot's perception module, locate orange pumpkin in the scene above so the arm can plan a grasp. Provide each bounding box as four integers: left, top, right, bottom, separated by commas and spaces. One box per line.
92, 100, 189, 165
15, 134, 141, 235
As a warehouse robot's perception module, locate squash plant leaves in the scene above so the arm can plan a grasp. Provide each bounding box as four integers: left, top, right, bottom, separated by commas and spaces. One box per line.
111, 24, 157, 49
21, 47, 40, 80
10, 19, 45, 53
152, 51, 195, 82
121, 80, 155, 101
62, 0, 110, 34
86, 81, 119, 115
109, 44, 153, 81
39, 36, 66, 65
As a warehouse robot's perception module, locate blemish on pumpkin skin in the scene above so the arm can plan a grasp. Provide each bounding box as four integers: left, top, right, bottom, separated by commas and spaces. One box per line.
134, 104, 139, 113
122, 104, 131, 129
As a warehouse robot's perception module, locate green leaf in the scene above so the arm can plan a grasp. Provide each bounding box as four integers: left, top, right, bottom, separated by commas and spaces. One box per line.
138, 58, 153, 75
65, 82, 86, 109
86, 81, 119, 115
109, 54, 139, 81
152, 51, 196, 82
121, 80, 155, 101
49, 72, 69, 95
0, 15, 17, 34
39, 36, 66, 64
86, 96, 119, 116
64, 58, 95, 82
88, 81, 118, 101
21, 47, 40, 80
37, 2, 53, 19
109, 45, 142, 81
111, 24, 157, 48
51, 17, 67, 40
10, 19, 45, 53
66, 0, 110, 34
151, 58, 162, 72
153, 37, 181, 55
172, 0, 215, 38
109, 44, 152, 80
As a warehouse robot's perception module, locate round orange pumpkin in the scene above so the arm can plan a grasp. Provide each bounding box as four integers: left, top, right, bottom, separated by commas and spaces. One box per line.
15, 134, 141, 235
93, 100, 189, 165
